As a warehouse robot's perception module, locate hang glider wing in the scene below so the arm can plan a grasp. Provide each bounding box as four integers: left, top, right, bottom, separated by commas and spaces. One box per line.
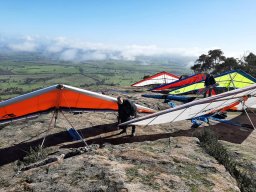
169, 70, 256, 95
119, 83, 256, 126
131, 71, 179, 87
0, 84, 155, 124
151, 73, 206, 92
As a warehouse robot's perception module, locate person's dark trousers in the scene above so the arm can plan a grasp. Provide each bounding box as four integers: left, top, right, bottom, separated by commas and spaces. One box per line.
120, 117, 136, 135
130, 116, 136, 136
204, 86, 214, 98
131, 125, 136, 134
120, 125, 127, 133
203, 87, 208, 98
119, 117, 129, 134
208, 88, 212, 97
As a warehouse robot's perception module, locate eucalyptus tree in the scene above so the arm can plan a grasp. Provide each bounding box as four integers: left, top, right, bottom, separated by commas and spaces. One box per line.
208, 49, 225, 67
213, 57, 239, 74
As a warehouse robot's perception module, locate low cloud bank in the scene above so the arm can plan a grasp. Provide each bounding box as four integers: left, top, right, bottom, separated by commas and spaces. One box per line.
0, 35, 213, 66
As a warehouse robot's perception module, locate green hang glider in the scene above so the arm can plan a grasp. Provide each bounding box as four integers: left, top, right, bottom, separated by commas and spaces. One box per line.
169, 70, 256, 95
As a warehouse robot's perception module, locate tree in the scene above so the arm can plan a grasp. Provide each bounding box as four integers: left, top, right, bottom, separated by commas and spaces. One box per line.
243, 52, 256, 76
191, 49, 225, 73
244, 53, 256, 67
191, 50, 256, 77
190, 64, 201, 73
213, 57, 239, 74
194, 54, 212, 72
208, 49, 225, 67
200, 55, 213, 72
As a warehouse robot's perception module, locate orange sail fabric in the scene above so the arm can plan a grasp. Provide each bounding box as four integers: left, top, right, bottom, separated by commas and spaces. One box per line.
0, 84, 155, 124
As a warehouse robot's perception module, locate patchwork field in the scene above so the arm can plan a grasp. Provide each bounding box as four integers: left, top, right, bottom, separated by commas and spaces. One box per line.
0, 57, 190, 99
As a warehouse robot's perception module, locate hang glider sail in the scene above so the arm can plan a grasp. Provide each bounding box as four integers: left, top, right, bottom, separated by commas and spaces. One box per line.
0, 84, 155, 124
169, 70, 256, 95
119, 83, 256, 126
131, 71, 179, 87
151, 73, 206, 92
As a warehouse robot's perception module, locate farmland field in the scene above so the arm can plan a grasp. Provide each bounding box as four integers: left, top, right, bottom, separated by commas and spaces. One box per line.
0, 56, 191, 99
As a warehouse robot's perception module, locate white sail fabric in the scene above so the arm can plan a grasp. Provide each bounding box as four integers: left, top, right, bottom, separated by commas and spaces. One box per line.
131, 71, 179, 87
120, 84, 256, 126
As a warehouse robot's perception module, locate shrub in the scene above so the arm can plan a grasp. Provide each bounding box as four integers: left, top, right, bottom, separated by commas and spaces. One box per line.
198, 128, 256, 192
22, 146, 48, 166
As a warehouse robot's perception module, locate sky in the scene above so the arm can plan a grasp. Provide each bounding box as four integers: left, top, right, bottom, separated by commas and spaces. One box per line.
0, 0, 255, 64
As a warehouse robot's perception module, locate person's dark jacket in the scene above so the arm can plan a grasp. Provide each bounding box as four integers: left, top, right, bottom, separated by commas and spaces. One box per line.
204, 74, 216, 87
118, 99, 137, 122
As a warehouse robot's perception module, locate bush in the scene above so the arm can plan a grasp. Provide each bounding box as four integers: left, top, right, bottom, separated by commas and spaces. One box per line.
22, 146, 48, 166
198, 128, 256, 192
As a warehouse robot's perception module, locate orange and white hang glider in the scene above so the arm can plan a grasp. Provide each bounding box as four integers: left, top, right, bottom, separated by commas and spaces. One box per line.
131, 71, 179, 87
0, 84, 155, 124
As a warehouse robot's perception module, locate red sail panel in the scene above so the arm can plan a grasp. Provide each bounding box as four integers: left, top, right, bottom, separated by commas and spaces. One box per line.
152, 73, 206, 91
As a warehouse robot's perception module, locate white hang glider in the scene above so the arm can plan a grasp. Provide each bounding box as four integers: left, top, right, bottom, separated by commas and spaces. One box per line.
119, 83, 256, 126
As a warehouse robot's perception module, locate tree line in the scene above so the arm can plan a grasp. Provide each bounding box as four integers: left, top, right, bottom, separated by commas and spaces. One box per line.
190, 49, 256, 77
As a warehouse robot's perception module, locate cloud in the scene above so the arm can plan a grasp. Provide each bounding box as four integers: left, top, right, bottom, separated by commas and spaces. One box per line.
60, 49, 78, 60
81, 51, 107, 60
7, 41, 38, 52
0, 34, 237, 66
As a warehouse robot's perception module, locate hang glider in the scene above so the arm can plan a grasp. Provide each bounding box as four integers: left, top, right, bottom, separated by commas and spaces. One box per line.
131, 71, 179, 87
169, 70, 256, 95
119, 83, 256, 126
151, 73, 206, 92
0, 84, 155, 125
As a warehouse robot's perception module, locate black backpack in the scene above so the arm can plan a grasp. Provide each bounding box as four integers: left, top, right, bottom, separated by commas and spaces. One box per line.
126, 100, 137, 116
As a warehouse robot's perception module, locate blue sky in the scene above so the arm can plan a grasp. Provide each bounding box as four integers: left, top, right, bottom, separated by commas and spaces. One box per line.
0, 0, 255, 62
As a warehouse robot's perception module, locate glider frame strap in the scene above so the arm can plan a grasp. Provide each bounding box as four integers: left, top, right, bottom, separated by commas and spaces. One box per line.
242, 101, 256, 130
60, 110, 89, 148
40, 110, 56, 148
243, 102, 256, 117
60, 92, 89, 148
